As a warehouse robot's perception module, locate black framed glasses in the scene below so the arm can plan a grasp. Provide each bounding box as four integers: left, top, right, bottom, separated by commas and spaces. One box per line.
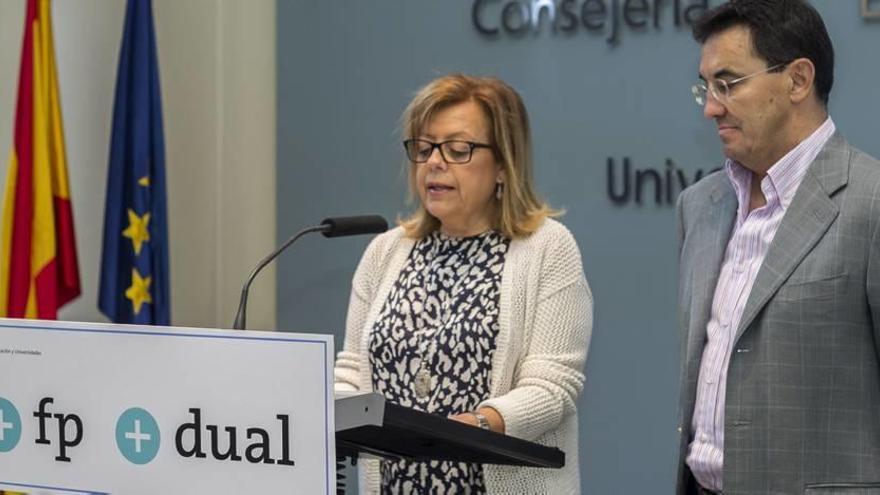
691, 62, 789, 106
403, 139, 494, 164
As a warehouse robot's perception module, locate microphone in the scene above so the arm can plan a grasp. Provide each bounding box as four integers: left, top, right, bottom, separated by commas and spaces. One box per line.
320, 215, 388, 238
232, 215, 388, 330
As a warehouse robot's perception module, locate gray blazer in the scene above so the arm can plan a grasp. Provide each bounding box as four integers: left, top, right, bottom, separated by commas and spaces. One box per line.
676, 134, 880, 495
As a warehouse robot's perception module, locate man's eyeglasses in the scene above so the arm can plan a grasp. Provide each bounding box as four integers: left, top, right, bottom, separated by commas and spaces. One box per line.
691, 63, 789, 106
403, 139, 494, 164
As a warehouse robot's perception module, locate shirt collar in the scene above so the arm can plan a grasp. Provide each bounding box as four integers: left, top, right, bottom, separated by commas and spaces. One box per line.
725, 117, 836, 214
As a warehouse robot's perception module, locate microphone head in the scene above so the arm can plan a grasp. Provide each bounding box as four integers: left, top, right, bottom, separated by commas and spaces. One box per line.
320, 215, 388, 238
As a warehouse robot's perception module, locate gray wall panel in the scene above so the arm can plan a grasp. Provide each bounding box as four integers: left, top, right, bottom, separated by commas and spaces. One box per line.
276, 2, 880, 492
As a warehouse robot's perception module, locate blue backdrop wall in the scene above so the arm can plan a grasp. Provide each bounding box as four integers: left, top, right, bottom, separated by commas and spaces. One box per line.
275, 2, 880, 492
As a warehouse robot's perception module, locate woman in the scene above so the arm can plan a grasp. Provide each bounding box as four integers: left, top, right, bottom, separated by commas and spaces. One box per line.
335, 74, 592, 494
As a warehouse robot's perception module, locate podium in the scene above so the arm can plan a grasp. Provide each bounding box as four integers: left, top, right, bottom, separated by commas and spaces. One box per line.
0, 319, 338, 494
335, 392, 564, 468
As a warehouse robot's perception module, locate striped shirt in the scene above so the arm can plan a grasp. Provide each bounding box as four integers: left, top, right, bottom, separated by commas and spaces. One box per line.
686, 118, 836, 491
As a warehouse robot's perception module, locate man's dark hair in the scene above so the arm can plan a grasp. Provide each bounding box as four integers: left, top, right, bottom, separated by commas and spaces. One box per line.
693, 0, 835, 105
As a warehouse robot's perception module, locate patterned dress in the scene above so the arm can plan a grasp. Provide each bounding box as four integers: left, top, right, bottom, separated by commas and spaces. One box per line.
369, 229, 509, 494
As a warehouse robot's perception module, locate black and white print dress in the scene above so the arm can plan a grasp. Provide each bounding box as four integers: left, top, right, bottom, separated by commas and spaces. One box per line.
369, 229, 509, 494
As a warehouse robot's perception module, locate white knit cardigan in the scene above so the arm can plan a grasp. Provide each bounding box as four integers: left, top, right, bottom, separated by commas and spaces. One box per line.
334, 218, 593, 494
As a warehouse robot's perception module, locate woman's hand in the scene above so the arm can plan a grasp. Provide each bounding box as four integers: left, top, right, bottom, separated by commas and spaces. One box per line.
449, 407, 505, 434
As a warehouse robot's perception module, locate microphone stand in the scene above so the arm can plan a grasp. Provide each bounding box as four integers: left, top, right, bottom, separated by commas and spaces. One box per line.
232, 224, 328, 330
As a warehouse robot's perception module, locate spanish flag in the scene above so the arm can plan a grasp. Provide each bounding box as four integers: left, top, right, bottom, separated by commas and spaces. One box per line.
0, 0, 81, 319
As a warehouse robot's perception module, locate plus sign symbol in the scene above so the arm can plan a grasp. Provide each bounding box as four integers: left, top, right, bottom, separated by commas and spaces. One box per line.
0, 397, 22, 452
115, 407, 160, 464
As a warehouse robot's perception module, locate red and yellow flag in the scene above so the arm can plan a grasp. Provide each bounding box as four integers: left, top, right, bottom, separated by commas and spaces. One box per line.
0, 0, 80, 319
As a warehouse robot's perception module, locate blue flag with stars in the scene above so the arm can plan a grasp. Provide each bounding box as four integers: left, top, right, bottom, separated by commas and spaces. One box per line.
99, 0, 169, 325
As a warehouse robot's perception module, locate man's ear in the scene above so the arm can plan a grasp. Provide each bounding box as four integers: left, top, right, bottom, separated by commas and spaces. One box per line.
787, 58, 816, 104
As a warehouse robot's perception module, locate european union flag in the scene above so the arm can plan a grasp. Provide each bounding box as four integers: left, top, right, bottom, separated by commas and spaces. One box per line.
98, 0, 169, 325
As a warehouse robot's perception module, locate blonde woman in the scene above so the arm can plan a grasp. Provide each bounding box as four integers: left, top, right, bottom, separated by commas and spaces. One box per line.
335, 74, 592, 494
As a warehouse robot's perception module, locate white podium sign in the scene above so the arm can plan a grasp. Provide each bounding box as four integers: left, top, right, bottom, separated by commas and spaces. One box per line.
0, 318, 335, 494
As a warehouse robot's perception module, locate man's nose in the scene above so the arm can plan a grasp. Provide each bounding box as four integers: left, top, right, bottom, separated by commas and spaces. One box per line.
703, 94, 726, 120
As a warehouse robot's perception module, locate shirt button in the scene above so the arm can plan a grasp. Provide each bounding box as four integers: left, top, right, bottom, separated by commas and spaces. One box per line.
700, 433, 708, 441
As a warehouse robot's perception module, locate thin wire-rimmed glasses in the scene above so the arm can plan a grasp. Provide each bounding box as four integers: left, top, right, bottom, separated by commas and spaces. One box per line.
691, 62, 789, 106
403, 139, 494, 164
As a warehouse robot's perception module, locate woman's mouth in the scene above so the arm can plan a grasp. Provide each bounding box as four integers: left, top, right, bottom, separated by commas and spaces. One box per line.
427, 184, 454, 195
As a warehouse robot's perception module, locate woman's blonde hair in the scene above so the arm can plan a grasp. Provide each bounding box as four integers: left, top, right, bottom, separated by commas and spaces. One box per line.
399, 74, 559, 239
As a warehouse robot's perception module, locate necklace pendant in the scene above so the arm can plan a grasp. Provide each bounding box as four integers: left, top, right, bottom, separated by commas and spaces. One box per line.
414, 368, 432, 399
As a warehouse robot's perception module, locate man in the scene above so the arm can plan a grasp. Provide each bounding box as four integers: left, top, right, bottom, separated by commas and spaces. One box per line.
677, 1, 880, 494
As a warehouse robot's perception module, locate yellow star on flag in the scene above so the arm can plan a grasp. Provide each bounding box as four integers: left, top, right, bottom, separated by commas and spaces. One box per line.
125, 268, 153, 315
138, 176, 150, 186
122, 209, 151, 255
